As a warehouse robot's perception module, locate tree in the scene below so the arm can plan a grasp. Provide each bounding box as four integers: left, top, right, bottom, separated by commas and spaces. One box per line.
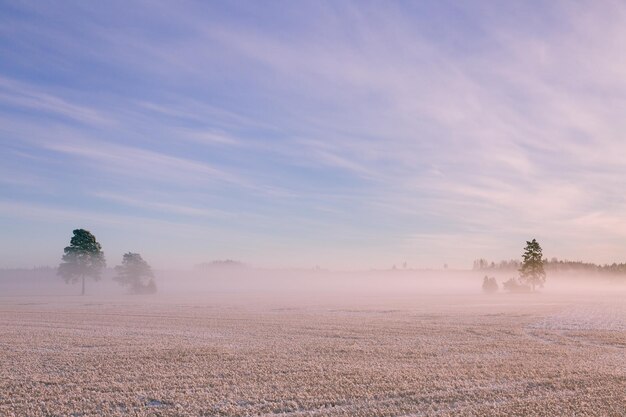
58, 229, 106, 296
519, 238, 546, 291
502, 277, 530, 293
482, 276, 498, 293
114, 252, 157, 294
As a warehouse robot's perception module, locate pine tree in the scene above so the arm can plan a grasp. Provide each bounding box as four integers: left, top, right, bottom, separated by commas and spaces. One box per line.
519, 239, 546, 291
58, 229, 106, 295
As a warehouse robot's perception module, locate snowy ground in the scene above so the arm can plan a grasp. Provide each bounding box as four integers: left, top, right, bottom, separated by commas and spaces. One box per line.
0, 291, 624, 416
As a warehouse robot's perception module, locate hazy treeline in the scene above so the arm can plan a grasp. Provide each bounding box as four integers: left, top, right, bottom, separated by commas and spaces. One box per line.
0, 265, 486, 298
473, 258, 626, 275
0, 266, 57, 280
194, 260, 247, 270
0, 266, 117, 296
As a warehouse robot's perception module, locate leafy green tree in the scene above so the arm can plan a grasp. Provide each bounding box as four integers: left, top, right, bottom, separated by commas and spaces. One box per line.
519, 238, 546, 291
114, 252, 157, 294
58, 229, 106, 295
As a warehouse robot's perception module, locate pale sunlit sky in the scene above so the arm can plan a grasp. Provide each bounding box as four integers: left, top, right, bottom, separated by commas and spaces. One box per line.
1, 1, 626, 269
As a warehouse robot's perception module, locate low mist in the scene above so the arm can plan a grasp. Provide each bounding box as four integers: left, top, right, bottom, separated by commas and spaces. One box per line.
2, 265, 624, 308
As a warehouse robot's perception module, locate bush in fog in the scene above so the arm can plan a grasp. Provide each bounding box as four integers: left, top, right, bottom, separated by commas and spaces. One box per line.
58, 229, 106, 296
519, 239, 546, 291
482, 276, 498, 293
502, 278, 531, 293
114, 252, 157, 294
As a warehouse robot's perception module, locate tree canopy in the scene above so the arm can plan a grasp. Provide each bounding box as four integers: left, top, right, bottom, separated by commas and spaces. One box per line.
114, 252, 157, 294
58, 229, 106, 295
519, 238, 546, 291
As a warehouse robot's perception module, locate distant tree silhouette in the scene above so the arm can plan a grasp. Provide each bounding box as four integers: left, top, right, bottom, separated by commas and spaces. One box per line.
473, 258, 489, 270
194, 260, 246, 270
482, 276, 498, 293
472, 258, 521, 271
58, 229, 106, 295
519, 239, 546, 291
502, 277, 531, 293
114, 252, 156, 294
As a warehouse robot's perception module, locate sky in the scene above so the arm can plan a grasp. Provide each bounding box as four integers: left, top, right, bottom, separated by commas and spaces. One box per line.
1, 1, 626, 270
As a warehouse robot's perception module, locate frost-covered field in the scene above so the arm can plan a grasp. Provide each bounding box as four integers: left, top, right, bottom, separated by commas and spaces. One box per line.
0, 292, 624, 416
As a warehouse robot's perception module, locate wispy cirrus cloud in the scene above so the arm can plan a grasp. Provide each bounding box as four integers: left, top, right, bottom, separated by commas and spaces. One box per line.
91, 191, 234, 219
44, 139, 237, 185
0, 77, 111, 125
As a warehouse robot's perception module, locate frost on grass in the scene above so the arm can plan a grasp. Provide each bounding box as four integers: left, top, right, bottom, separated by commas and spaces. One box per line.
0, 293, 624, 417
530, 303, 626, 331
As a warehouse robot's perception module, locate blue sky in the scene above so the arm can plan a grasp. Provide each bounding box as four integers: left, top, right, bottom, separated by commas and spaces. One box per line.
1, 1, 626, 269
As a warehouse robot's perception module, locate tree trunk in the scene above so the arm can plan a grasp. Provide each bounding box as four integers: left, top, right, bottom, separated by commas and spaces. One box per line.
81, 275, 85, 296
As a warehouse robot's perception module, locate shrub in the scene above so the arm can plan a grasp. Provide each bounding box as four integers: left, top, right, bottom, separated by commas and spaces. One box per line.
482, 276, 498, 293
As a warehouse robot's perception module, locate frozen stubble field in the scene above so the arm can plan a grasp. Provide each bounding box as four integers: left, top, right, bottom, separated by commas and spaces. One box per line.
0, 285, 624, 416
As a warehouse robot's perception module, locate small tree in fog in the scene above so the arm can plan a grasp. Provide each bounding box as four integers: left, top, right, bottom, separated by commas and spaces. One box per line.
482, 276, 498, 293
58, 229, 106, 296
519, 239, 546, 291
114, 252, 157, 294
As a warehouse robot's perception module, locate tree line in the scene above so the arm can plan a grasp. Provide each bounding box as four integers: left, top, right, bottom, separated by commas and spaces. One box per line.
58, 229, 156, 296
474, 256, 626, 275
